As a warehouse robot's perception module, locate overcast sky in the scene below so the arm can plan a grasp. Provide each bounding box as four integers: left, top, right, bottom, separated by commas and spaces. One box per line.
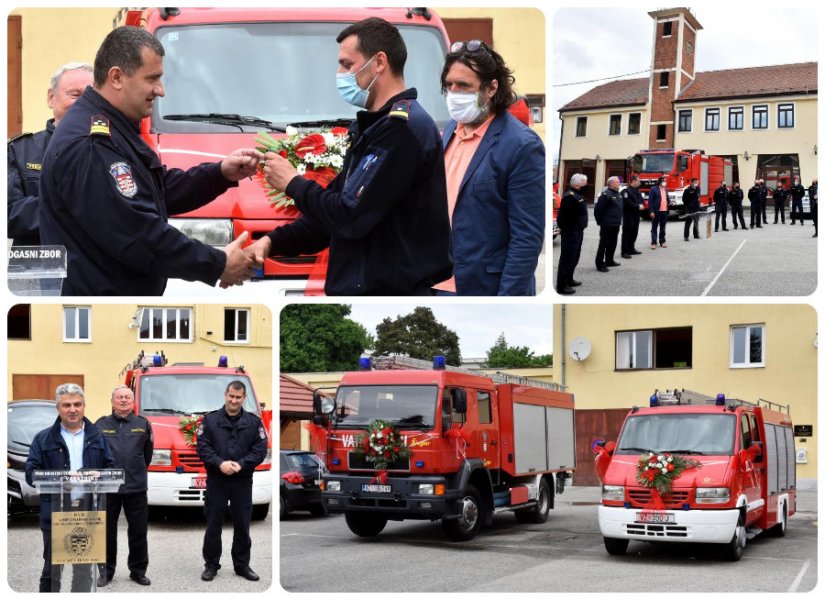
551, 5, 819, 162
348, 304, 553, 359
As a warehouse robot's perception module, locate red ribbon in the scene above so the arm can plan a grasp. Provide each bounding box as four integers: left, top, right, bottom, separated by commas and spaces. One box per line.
444, 428, 470, 443
593, 441, 616, 483
304, 422, 328, 452
370, 470, 389, 485
648, 488, 666, 510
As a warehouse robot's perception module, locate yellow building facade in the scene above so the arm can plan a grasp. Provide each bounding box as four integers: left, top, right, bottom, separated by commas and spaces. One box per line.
553, 304, 817, 482
8, 304, 273, 420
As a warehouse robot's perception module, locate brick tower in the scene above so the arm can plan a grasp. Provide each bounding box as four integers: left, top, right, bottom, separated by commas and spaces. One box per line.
647, 7, 703, 147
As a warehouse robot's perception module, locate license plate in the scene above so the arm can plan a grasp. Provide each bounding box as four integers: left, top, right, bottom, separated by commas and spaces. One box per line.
192, 475, 207, 489
637, 511, 674, 524
361, 484, 391, 493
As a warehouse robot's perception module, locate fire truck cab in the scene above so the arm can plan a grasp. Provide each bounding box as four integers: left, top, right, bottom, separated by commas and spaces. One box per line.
597, 389, 795, 561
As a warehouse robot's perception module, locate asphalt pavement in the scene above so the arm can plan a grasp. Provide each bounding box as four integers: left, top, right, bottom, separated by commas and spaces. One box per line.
552, 207, 817, 296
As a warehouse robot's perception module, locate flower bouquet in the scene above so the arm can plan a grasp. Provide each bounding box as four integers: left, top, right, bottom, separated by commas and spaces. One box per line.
636, 452, 701, 496
179, 415, 204, 447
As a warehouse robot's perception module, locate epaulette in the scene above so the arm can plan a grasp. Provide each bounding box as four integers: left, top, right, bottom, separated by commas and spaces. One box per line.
90, 115, 111, 136
7, 132, 33, 144
388, 99, 412, 121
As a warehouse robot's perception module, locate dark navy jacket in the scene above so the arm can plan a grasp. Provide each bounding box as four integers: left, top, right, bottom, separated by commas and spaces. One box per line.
196, 407, 267, 481
94, 411, 153, 494
790, 183, 806, 202
7, 119, 55, 246
713, 186, 729, 207
557, 188, 588, 232
25, 416, 115, 529
682, 185, 701, 213
39, 86, 232, 295
729, 187, 744, 207
594, 187, 623, 227
442, 112, 545, 296
648, 185, 669, 213
622, 185, 644, 218
267, 88, 452, 295
773, 188, 788, 204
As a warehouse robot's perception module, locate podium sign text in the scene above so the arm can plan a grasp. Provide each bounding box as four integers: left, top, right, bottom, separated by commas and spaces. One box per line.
51, 511, 106, 565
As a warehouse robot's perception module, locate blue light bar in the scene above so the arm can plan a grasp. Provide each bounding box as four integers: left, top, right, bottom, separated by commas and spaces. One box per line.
433, 355, 446, 370
649, 393, 659, 407
152, 354, 163, 367
715, 393, 726, 406
359, 357, 371, 370
218, 355, 228, 368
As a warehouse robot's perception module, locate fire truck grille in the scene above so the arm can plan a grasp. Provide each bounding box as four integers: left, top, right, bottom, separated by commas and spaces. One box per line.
348, 453, 410, 471
352, 498, 408, 509
628, 489, 689, 508
176, 450, 204, 471
626, 523, 689, 538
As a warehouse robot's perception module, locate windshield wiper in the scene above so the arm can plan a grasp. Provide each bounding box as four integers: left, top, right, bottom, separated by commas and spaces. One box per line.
142, 408, 193, 415
660, 449, 705, 455
164, 113, 287, 132
288, 118, 353, 130
619, 446, 654, 454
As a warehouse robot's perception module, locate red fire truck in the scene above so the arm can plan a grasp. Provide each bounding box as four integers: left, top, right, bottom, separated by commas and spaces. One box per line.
628, 149, 733, 217
126, 7, 451, 293
596, 389, 795, 561
123, 351, 273, 519
315, 355, 576, 541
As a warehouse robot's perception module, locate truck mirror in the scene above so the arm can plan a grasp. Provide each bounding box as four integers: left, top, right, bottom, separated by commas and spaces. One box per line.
451, 388, 467, 414
312, 390, 323, 415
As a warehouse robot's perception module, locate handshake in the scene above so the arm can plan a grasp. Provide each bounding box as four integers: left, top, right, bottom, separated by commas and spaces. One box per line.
218, 232, 274, 289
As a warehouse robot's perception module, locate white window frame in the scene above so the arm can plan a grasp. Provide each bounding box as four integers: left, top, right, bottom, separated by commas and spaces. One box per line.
616, 330, 653, 370
777, 102, 795, 129
608, 114, 622, 136
628, 112, 642, 135
677, 109, 692, 133
63, 306, 92, 343
138, 307, 193, 343
704, 107, 721, 132
224, 308, 251, 344
730, 324, 766, 368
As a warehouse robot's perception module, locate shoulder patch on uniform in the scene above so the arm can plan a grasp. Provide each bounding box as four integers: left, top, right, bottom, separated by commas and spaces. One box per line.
388, 99, 412, 121
110, 162, 138, 198
7, 132, 33, 144
90, 115, 110, 136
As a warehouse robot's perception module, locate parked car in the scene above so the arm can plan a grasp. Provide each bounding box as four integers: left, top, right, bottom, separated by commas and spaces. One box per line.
7, 400, 56, 515
280, 450, 326, 519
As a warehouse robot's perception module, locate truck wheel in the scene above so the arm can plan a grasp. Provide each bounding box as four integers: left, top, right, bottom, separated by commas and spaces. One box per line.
770, 504, 788, 537
603, 537, 629, 556
279, 496, 288, 519
345, 512, 387, 537
514, 479, 551, 524
443, 485, 483, 541
722, 513, 746, 561
252, 502, 270, 521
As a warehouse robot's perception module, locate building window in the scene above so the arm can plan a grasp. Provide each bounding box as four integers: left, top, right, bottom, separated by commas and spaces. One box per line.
778, 103, 794, 128
659, 72, 669, 88
753, 105, 768, 129
477, 391, 492, 424
704, 108, 720, 132
728, 106, 744, 130
731, 324, 765, 367
224, 308, 250, 343
8, 304, 31, 340
609, 114, 621, 136
575, 116, 587, 137
656, 124, 667, 141
677, 110, 692, 132
139, 307, 192, 342
628, 113, 641, 135
686, 40, 693, 54
63, 306, 91, 342
663, 21, 673, 36
616, 327, 692, 370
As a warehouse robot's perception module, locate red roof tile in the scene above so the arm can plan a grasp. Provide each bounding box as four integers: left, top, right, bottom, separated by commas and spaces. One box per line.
560, 78, 649, 112
279, 374, 316, 417
677, 62, 817, 102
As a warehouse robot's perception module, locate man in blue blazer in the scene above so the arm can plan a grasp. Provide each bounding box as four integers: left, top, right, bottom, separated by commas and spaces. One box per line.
434, 40, 545, 296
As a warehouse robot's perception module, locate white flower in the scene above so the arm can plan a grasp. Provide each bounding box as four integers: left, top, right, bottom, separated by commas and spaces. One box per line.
285, 125, 299, 137
330, 155, 344, 169
322, 132, 335, 146
667, 456, 673, 462
296, 164, 307, 176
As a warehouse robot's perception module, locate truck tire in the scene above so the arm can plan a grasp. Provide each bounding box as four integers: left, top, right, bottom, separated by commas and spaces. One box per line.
443, 485, 483, 541
345, 512, 387, 537
770, 504, 788, 537
514, 479, 551, 524
252, 502, 270, 521
722, 513, 746, 561
603, 536, 629, 556
279, 496, 288, 520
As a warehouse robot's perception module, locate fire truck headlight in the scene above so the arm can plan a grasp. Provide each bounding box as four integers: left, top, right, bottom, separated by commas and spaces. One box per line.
320, 397, 336, 414
169, 218, 233, 247
695, 488, 730, 504
150, 450, 172, 467
418, 484, 434, 495
326, 481, 341, 492
602, 485, 625, 501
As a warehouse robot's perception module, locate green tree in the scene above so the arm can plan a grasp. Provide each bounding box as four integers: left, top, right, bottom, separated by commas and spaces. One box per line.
280, 305, 371, 372
485, 333, 552, 368
373, 307, 461, 366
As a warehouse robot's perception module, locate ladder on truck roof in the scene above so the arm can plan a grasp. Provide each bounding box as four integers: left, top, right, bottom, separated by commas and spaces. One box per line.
651, 388, 790, 414
371, 355, 562, 392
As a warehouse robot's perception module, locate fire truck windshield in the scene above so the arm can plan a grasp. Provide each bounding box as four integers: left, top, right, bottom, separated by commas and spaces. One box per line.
333, 385, 438, 429
153, 22, 450, 132
615, 413, 735, 456
138, 374, 258, 416
632, 153, 675, 174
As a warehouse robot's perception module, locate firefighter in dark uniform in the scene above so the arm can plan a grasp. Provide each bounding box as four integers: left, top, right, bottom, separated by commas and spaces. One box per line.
594, 176, 623, 272
729, 182, 747, 229
620, 175, 645, 258
555, 173, 588, 294
8, 63, 93, 246
748, 180, 763, 228
251, 18, 452, 295
94, 385, 154, 587
39, 27, 259, 295
713, 181, 729, 231
759, 179, 769, 224
773, 182, 788, 224
789, 177, 806, 224
682, 178, 702, 240
809, 178, 818, 237
197, 381, 268, 582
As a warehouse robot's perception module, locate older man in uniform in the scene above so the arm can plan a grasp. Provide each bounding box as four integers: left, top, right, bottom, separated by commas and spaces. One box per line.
620, 175, 644, 258
250, 17, 452, 295
95, 385, 154, 587
555, 173, 588, 294
8, 62, 93, 246
198, 381, 268, 583
39, 26, 260, 295
593, 176, 623, 272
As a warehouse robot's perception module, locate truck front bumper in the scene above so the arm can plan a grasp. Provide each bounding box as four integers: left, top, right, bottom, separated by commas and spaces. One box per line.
598, 505, 739, 544
147, 470, 272, 507
323, 474, 460, 520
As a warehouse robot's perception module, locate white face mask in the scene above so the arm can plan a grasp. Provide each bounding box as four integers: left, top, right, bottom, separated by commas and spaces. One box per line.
446, 91, 486, 124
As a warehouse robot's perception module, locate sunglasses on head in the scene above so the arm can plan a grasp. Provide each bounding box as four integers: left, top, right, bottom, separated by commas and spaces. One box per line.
450, 39, 488, 53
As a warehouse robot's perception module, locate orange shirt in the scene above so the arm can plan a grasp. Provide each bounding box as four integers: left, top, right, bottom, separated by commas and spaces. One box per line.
434, 115, 495, 292
659, 188, 668, 212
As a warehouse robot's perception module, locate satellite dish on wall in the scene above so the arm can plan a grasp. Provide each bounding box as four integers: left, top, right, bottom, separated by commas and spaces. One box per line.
569, 337, 592, 362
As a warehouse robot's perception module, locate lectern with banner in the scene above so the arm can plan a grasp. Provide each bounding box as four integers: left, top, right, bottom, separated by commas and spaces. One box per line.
32, 469, 124, 592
